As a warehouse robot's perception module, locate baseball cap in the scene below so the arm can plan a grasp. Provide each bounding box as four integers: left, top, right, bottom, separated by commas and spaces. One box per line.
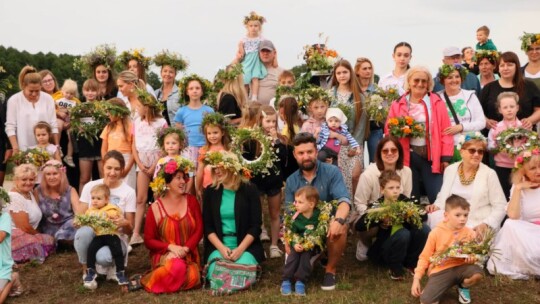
443, 46, 461, 57
259, 40, 275, 51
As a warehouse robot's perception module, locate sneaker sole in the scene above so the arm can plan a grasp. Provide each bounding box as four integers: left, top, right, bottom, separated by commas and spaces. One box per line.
83, 281, 98, 290
320, 285, 335, 291
458, 295, 471, 304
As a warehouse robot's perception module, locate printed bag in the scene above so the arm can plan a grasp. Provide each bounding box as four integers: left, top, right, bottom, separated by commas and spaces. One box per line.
203, 258, 261, 296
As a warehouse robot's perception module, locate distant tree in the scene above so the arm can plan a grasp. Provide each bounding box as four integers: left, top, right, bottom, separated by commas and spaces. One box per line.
146, 71, 161, 90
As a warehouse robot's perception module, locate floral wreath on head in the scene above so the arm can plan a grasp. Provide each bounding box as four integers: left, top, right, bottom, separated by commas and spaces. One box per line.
73, 44, 117, 78
475, 50, 500, 65
231, 127, 279, 176
273, 85, 301, 109
203, 150, 252, 181
150, 156, 194, 197
438, 63, 469, 81
153, 50, 189, 72
118, 48, 151, 69
519, 32, 540, 52
156, 127, 187, 152
297, 86, 332, 115
201, 112, 233, 136
100, 99, 131, 117
213, 64, 243, 92
493, 127, 538, 157
514, 146, 540, 171
243, 11, 266, 25
178, 74, 212, 105
456, 131, 487, 150
136, 88, 165, 112
40, 159, 65, 173
0, 186, 10, 211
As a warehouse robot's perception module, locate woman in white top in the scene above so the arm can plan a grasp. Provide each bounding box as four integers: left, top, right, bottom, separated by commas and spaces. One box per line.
73, 150, 136, 279
5, 66, 59, 152
5, 164, 55, 263
117, 70, 144, 121
377, 42, 412, 96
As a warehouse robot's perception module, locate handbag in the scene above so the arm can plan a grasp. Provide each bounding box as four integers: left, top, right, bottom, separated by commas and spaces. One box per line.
202, 257, 262, 296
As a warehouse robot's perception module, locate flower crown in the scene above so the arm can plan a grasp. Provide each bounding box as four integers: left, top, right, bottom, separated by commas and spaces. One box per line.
215, 64, 243, 82
101, 100, 130, 117
300, 86, 332, 105
118, 48, 151, 69
203, 151, 252, 180
438, 63, 469, 80
150, 156, 194, 197
514, 146, 540, 171
456, 131, 487, 150
201, 112, 232, 134
156, 127, 187, 151
519, 32, 540, 52
475, 50, 500, 65
0, 186, 10, 211
73, 44, 117, 78
136, 88, 165, 112
40, 159, 65, 172
243, 11, 266, 25
153, 50, 188, 72
178, 74, 212, 104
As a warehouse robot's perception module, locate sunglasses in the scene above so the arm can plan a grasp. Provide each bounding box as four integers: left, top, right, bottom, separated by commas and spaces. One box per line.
465, 148, 485, 155
382, 148, 398, 155
412, 78, 428, 84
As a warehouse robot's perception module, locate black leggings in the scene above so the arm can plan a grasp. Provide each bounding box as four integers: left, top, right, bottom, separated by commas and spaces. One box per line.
86, 234, 124, 271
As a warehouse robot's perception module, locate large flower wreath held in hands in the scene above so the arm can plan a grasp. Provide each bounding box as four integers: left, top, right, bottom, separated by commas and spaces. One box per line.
71, 99, 130, 144
492, 127, 539, 157
10, 148, 50, 167
230, 127, 278, 176
150, 156, 195, 197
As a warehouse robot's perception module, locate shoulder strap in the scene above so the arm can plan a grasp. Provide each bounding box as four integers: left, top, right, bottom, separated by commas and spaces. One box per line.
155, 198, 166, 218
443, 92, 460, 125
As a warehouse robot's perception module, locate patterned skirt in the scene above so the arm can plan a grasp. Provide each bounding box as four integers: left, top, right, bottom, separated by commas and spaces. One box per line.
11, 229, 55, 263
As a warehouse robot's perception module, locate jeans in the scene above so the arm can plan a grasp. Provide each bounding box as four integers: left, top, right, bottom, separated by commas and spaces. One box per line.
366, 128, 383, 163
410, 152, 443, 203
74, 226, 127, 266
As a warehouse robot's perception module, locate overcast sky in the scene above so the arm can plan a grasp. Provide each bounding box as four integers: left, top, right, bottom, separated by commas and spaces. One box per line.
1, 0, 539, 80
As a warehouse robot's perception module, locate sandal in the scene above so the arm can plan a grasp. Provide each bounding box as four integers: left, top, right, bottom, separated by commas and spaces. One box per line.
128, 274, 143, 292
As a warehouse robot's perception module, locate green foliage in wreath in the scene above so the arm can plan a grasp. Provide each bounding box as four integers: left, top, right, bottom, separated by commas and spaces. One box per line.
10, 148, 50, 167
231, 127, 278, 176
70, 102, 109, 144
492, 127, 538, 156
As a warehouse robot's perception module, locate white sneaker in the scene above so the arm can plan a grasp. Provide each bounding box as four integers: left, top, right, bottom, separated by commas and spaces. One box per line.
355, 240, 369, 261
106, 266, 118, 282
260, 228, 270, 242
269, 245, 283, 258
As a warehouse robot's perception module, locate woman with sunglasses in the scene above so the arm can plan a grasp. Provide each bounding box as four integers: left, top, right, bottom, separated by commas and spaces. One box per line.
426, 133, 506, 236
353, 136, 412, 261
384, 66, 454, 204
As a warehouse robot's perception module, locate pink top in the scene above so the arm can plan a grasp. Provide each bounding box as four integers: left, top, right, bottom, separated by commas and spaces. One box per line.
301, 118, 323, 137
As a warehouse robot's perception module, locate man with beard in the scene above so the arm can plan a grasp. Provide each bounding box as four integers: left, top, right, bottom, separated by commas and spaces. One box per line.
284, 132, 350, 292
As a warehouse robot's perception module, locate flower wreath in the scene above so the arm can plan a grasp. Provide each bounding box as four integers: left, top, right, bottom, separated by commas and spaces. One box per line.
101, 100, 131, 118
231, 127, 278, 176
0, 186, 10, 211
118, 48, 151, 69
475, 50, 500, 65
213, 63, 243, 92
153, 50, 189, 72
282, 200, 337, 251
136, 88, 165, 112
514, 146, 540, 170
74, 214, 118, 236
156, 127, 187, 152
39, 159, 65, 173
438, 63, 469, 80
365, 200, 425, 233
273, 85, 301, 110
493, 127, 538, 156
297, 86, 332, 115
243, 11, 266, 25
519, 32, 540, 52
10, 148, 50, 167
150, 156, 194, 197
456, 131, 487, 150
73, 44, 117, 78
201, 112, 233, 136
203, 150, 252, 181
365, 93, 388, 124
178, 74, 212, 105
70, 102, 109, 144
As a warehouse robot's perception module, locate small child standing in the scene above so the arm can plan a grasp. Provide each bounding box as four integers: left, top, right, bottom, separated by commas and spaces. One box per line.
235, 11, 268, 101
488, 92, 521, 200
300, 89, 331, 138
53, 79, 81, 167
32, 121, 61, 161
355, 171, 429, 280
412, 195, 484, 304
83, 184, 128, 289
153, 127, 187, 177
475, 25, 498, 51
317, 107, 360, 165
281, 186, 321, 296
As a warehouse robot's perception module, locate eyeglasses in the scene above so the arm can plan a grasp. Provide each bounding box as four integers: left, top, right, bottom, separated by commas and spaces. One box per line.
42, 79, 54, 84
412, 78, 428, 84
465, 148, 485, 155
382, 148, 398, 155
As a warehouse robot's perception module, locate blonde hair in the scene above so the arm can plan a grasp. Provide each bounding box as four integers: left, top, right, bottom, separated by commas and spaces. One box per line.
211, 165, 243, 191
218, 65, 248, 111
91, 184, 111, 199
13, 164, 38, 181
404, 66, 435, 92
240, 102, 262, 128
40, 162, 69, 195
61, 79, 79, 98
117, 70, 145, 91
496, 92, 519, 109
512, 154, 540, 184
18, 65, 41, 90
354, 57, 375, 85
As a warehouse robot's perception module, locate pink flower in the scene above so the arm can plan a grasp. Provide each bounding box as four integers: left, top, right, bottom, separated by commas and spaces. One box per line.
516, 156, 524, 164
164, 161, 178, 174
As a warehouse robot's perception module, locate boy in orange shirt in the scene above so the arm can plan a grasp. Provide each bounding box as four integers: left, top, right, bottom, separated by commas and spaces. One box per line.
411, 195, 483, 304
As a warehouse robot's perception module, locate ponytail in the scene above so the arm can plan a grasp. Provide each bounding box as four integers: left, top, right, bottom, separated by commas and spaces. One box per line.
18, 65, 41, 89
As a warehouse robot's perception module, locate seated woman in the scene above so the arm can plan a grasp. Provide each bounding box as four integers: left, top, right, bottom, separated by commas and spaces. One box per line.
487, 148, 540, 279
74, 150, 135, 278
427, 133, 507, 235
37, 160, 82, 246
202, 151, 264, 284
141, 156, 203, 293
6, 164, 55, 263
353, 136, 412, 261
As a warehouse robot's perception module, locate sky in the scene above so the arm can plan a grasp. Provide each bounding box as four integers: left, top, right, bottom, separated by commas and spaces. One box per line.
1, 0, 539, 80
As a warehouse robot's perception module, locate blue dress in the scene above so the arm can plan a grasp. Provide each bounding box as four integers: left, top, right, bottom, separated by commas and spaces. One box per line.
37, 186, 76, 242
242, 36, 267, 85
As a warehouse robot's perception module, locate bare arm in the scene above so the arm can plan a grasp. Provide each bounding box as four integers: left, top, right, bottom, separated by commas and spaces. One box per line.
10, 211, 38, 234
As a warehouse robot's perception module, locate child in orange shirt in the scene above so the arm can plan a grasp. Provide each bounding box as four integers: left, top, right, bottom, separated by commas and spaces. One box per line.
411, 195, 483, 304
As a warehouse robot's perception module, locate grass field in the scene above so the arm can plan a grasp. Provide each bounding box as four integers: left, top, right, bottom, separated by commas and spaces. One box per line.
8, 234, 540, 304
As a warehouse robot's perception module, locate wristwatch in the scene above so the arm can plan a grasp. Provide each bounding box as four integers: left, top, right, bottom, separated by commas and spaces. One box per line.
335, 217, 346, 225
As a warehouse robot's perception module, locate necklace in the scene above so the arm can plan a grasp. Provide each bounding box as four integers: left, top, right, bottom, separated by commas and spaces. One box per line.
14, 188, 31, 200
458, 163, 478, 185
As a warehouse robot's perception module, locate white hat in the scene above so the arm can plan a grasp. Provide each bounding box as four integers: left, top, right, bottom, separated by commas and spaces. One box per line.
443, 46, 461, 57
326, 107, 347, 124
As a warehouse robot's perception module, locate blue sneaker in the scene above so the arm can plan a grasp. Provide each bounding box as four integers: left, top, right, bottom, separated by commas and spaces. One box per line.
295, 281, 306, 296
281, 280, 292, 296
116, 270, 129, 286
458, 287, 471, 304
83, 268, 98, 290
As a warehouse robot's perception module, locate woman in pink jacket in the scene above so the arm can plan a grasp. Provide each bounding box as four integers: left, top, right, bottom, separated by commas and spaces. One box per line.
384, 66, 454, 203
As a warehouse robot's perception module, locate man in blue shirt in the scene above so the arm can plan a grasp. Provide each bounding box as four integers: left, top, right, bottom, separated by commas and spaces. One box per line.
285, 132, 350, 291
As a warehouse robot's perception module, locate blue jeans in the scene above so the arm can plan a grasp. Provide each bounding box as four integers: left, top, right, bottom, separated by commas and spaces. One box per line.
410, 152, 443, 204
366, 128, 383, 163
74, 226, 127, 266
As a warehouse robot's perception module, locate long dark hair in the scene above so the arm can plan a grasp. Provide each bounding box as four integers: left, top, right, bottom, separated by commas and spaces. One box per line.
500, 51, 525, 99
375, 136, 404, 171
393, 42, 413, 70
331, 59, 364, 128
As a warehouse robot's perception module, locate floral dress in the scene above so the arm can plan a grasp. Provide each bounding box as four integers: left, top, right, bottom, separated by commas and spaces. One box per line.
37, 186, 76, 242
241, 36, 267, 85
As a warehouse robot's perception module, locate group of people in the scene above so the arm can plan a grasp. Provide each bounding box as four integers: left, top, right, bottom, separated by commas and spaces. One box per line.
0, 13, 540, 303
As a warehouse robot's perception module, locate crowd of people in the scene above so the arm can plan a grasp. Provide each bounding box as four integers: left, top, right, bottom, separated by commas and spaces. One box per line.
1, 12, 540, 303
